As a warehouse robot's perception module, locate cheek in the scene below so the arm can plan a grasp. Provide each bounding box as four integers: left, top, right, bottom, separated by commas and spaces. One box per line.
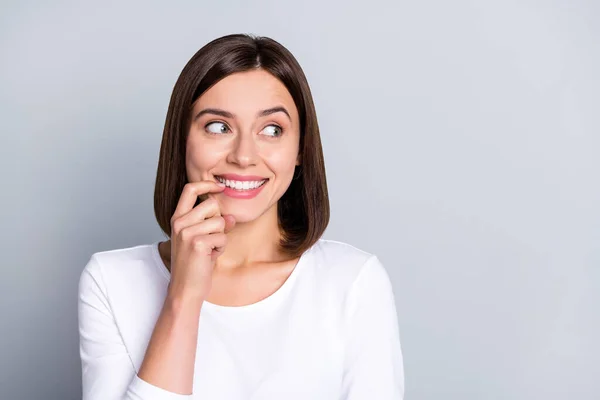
186, 138, 223, 179
263, 149, 298, 180
261, 135, 300, 177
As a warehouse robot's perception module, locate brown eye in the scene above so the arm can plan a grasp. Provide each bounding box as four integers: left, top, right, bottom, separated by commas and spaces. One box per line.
205, 121, 230, 134
261, 124, 283, 137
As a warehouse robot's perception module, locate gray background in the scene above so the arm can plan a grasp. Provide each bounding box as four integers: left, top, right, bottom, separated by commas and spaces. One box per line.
1, 0, 598, 399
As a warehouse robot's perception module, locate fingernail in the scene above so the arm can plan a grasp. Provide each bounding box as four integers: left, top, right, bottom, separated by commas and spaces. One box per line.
217, 181, 226, 187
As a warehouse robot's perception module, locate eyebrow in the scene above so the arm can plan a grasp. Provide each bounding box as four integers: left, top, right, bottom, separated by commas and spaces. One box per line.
193, 106, 291, 122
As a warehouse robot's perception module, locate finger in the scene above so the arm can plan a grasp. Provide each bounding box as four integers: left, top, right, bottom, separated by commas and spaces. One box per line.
223, 215, 236, 233
193, 232, 227, 257
178, 217, 226, 240
173, 197, 221, 234
207, 233, 228, 262
172, 181, 225, 222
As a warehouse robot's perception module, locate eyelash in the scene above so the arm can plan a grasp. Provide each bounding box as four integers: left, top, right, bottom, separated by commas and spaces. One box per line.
204, 121, 284, 138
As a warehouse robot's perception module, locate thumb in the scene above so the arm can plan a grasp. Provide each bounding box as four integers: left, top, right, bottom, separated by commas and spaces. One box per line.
223, 214, 236, 233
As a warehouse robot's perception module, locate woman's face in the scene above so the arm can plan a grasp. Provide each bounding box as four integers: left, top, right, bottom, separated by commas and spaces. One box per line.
186, 69, 301, 223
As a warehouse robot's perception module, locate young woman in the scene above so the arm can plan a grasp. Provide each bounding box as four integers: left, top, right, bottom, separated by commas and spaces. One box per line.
78, 33, 404, 400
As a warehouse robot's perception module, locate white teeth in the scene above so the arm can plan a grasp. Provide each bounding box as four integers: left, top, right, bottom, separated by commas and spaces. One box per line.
216, 176, 267, 191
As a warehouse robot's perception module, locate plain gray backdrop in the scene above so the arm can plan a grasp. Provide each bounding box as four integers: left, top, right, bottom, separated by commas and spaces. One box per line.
1, 1, 598, 399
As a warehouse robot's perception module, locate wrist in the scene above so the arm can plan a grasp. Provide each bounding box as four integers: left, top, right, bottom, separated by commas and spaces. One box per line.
165, 289, 204, 315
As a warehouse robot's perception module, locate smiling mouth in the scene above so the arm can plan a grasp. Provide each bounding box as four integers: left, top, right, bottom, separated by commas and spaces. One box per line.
215, 176, 269, 191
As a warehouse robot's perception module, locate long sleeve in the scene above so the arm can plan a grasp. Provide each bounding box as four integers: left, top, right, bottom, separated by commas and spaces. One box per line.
341, 255, 405, 400
78, 255, 193, 400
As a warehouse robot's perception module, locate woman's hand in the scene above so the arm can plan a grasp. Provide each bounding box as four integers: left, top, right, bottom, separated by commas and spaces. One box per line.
135, 181, 235, 393
167, 181, 236, 301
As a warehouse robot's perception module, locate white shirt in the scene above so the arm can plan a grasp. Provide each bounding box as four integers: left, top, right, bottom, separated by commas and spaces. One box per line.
78, 238, 404, 399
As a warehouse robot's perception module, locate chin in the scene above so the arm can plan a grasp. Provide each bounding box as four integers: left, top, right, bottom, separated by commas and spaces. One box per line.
227, 211, 260, 224
217, 202, 268, 224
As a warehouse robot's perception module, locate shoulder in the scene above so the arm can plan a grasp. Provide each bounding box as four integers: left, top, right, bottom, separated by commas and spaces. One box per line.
78, 242, 165, 297
310, 238, 373, 266
306, 238, 388, 292
310, 240, 397, 317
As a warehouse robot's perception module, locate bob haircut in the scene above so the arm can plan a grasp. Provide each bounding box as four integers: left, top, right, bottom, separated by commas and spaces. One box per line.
154, 33, 330, 258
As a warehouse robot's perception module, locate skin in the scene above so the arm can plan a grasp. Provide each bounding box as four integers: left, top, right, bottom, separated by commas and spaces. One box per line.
138, 69, 303, 394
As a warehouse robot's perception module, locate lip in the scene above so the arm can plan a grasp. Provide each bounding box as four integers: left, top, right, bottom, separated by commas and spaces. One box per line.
215, 173, 268, 182
221, 180, 268, 199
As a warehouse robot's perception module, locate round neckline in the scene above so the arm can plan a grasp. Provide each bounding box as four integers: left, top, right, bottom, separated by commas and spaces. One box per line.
150, 240, 314, 313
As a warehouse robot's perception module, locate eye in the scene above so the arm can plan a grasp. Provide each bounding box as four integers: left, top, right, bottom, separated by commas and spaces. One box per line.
205, 121, 230, 135
261, 124, 283, 138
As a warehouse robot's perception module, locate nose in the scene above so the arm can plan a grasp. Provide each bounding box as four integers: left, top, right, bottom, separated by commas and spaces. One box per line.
226, 131, 258, 167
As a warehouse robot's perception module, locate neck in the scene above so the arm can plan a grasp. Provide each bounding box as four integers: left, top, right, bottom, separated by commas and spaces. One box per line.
216, 203, 283, 269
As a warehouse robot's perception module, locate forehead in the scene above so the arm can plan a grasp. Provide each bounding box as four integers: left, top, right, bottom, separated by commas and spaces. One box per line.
194, 69, 298, 119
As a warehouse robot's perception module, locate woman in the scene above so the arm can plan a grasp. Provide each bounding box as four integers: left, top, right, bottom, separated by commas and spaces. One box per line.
78, 33, 404, 400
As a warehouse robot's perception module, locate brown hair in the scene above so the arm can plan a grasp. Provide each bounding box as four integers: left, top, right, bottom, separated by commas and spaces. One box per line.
153, 33, 329, 258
